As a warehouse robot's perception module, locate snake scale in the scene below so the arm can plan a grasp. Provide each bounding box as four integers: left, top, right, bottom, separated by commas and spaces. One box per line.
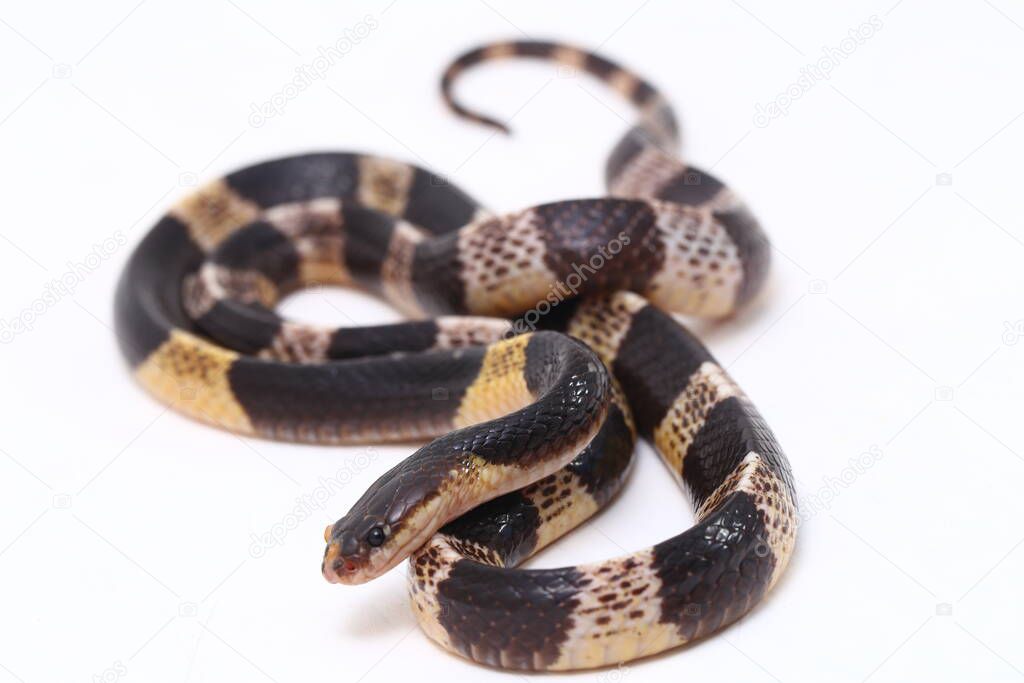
114, 41, 797, 671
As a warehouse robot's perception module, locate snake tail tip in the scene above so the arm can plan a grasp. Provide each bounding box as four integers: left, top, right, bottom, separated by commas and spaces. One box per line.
472, 115, 511, 136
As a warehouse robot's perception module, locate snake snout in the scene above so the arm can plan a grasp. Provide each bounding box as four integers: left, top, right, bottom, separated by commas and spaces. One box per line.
322, 542, 362, 584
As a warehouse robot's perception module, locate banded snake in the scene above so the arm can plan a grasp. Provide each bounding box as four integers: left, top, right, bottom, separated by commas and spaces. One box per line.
114, 40, 797, 671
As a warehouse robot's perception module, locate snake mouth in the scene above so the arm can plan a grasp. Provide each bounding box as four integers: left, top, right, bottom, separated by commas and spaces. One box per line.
322, 542, 374, 585
321, 525, 371, 584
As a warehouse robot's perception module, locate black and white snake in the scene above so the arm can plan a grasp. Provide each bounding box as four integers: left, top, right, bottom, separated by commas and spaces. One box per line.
114, 40, 797, 671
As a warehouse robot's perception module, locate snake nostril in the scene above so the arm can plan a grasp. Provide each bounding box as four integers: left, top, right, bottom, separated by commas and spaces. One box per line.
332, 557, 357, 574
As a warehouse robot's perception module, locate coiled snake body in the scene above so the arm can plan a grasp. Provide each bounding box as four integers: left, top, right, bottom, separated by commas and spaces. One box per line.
114, 41, 796, 671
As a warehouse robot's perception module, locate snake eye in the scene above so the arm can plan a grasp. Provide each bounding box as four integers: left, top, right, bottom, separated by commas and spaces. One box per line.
366, 526, 387, 547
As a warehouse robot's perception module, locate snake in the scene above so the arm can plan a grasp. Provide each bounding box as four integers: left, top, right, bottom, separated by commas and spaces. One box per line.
113, 40, 797, 671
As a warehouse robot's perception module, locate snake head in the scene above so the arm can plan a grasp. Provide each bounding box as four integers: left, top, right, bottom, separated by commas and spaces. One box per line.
322, 517, 392, 584
322, 471, 446, 585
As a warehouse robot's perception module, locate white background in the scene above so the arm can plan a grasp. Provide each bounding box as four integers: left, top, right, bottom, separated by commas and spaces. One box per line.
1, 1, 1022, 681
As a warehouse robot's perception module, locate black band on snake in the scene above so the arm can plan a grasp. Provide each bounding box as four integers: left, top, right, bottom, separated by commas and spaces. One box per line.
114, 40, 797, 671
